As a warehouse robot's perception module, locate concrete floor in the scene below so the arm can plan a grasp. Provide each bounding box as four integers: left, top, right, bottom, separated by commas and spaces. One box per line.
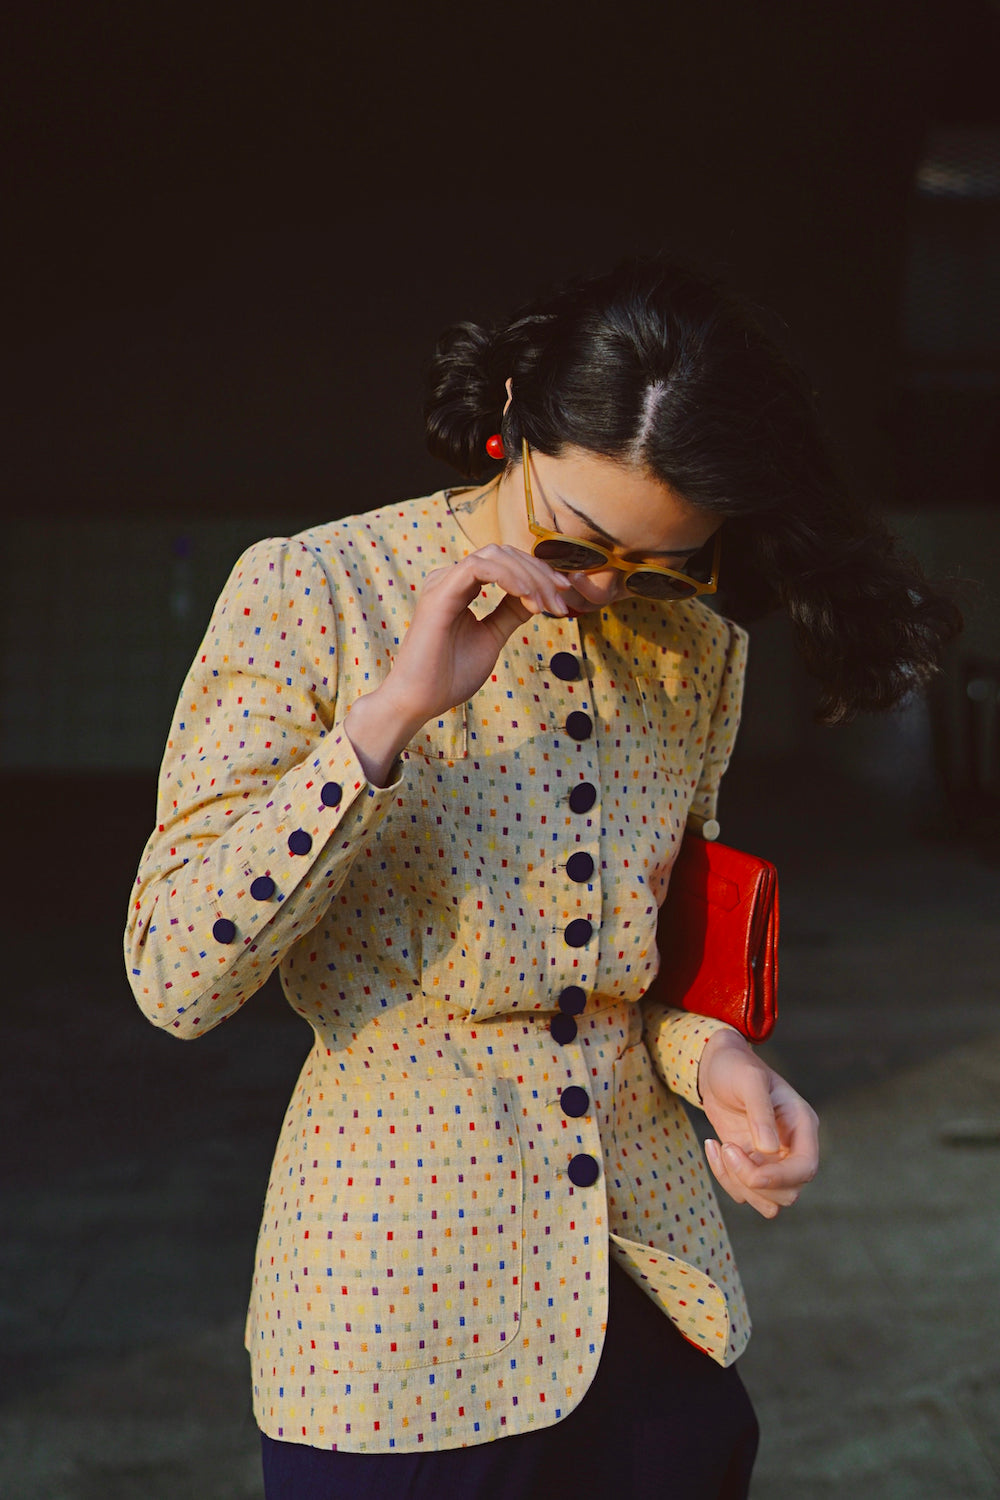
2, 765, 998, 1499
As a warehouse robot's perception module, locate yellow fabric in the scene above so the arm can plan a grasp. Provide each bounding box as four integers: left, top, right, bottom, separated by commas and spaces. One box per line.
125, 489, 749, 1453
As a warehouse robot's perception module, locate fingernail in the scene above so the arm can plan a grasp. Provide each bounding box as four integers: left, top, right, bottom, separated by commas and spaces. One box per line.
757, 1127, 779, 1153
723, 1144, 742, 1167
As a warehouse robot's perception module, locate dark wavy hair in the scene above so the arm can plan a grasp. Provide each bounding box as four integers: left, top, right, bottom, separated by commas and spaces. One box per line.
424, 257, 961, 723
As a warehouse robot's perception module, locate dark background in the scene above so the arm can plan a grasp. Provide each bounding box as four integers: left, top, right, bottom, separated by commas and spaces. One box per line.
3, 0, 998, 513
3, 0, 998, 916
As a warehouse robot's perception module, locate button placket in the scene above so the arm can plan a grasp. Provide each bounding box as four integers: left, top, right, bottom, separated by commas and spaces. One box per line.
546, 635, 600, 1048
539, 634, 601, 1189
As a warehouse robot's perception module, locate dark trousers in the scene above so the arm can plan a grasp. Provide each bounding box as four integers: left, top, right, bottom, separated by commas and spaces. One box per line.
261, 1258, 759, 1499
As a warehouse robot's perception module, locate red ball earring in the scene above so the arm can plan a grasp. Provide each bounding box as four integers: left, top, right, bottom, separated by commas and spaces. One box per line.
485, 433, 505, 461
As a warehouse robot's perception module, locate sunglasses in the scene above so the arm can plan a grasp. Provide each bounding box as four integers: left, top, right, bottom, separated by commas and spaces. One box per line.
521, 440, 720, 602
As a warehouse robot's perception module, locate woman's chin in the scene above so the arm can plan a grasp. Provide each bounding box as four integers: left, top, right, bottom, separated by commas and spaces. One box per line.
542, 602, 607, 620
542, 587, 621, 619
565, 590, 620, 616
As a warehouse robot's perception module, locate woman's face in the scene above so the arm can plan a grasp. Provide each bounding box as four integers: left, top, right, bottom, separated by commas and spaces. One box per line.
497, 444, 721, 616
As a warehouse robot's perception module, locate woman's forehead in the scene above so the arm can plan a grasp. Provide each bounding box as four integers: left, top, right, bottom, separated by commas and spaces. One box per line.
533, 445, 719, 555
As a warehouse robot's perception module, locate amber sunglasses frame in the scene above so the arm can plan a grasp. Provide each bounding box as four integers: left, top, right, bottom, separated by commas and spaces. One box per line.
521, 439, 720, 600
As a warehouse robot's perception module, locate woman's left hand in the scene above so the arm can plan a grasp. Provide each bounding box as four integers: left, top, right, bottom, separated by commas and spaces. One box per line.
697, 1029, 819, 1218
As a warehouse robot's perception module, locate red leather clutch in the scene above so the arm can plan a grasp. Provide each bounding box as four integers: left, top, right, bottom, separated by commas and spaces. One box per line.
652, 835, 779, 1043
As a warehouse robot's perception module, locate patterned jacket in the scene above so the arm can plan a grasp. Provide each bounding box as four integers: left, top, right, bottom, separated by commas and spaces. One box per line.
125, 487, 749, 1453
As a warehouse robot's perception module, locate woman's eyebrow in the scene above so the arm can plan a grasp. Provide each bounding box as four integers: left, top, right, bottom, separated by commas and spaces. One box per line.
556, 494, 704, 558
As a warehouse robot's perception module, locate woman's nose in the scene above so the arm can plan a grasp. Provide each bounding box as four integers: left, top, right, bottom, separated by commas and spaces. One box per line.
574, 568, 623, 603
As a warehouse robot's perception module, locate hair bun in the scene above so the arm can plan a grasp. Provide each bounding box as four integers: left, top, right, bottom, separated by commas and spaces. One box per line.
424, 321, 508, 479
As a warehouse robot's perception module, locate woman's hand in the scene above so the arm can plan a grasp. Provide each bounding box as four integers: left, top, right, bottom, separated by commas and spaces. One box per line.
345, 545, 574, 786
697, 1028, 819, 1219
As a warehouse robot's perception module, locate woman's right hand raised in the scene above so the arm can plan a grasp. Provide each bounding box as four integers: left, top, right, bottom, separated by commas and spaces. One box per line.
344, 545, 574, 786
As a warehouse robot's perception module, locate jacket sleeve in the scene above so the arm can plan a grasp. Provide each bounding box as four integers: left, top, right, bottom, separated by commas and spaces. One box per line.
684, 618, 748, 836
124, 535, 403, 1038
643, 617, 749, 1104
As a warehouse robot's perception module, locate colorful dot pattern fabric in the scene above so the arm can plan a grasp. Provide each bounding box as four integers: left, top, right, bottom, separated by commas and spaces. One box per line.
125, 488, 749, 1454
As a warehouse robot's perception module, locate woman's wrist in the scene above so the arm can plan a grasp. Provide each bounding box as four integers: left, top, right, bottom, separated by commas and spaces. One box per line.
344, 683, 426, 788
698, 1026, 752, 1098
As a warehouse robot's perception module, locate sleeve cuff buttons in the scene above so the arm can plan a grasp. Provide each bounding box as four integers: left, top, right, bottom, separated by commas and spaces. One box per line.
286, 784, 341, 860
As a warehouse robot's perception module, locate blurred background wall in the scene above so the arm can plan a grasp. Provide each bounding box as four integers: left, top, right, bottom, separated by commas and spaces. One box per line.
1, 0, 997, 914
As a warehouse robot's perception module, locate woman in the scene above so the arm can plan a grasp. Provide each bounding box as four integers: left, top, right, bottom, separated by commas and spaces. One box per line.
125, 259, 958, 1498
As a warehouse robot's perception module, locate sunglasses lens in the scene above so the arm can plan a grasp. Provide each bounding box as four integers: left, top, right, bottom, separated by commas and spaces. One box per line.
625, 571, 699, 600
534, 538, 610, 571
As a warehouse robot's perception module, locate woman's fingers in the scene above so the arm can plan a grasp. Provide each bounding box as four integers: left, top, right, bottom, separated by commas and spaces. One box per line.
699, 1041, 820, 1220
377, 545, 580, 735
705, 1140, 781, 1217
726, 1060, 782, 1156
483, 593, 535, 644
705, 1139, 758, 1210
705, 1139, 810, 1219
428, 545, 574, 618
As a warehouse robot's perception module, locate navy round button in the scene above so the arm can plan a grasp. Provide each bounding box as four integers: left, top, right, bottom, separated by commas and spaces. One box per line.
212, 917, 236, 944
550, 651, 581, 681
250, 875, 275, 901
564, 918, 593, 948
558, 985, 587, 1015
560, 1086, 590, 1118
566, 711, 593, 741
288, 829, 313, 856
568, 1153, 600, 1187
550, 1013, 578, 1045
568, 782, 597, 814
320, 781, 343, 808
566, 851, 594, 883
